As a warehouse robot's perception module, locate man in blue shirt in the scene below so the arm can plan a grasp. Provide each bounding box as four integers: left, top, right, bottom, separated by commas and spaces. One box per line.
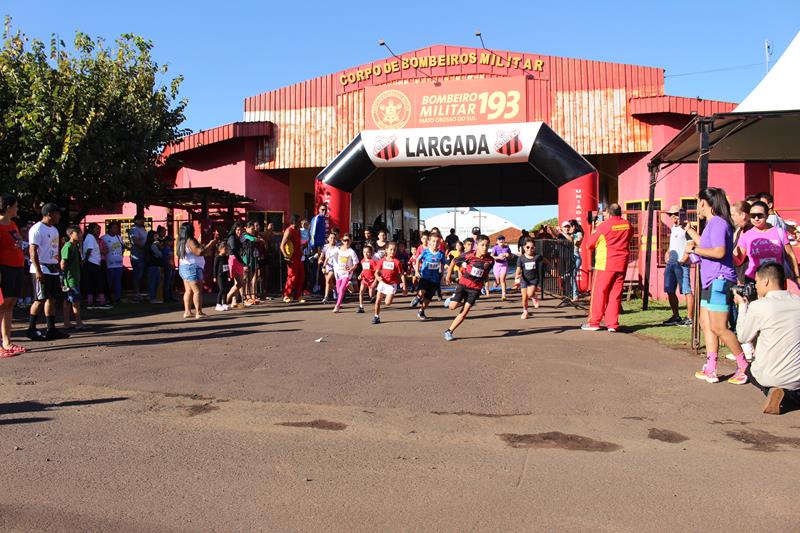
412, 234, 446, 321
309, 204, 329, 252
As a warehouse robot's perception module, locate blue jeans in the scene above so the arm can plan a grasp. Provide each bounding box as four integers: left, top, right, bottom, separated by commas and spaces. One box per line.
571, 254, 581, 299
147, 266, 162, 301
131, 257, 145, 287
107, 267, 123, 302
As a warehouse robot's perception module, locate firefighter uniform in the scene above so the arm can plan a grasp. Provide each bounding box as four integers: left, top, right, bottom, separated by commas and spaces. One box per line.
585, 216, 632, 330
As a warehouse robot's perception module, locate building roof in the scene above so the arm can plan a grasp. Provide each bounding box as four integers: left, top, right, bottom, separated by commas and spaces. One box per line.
736, 31, 800, 112
160, 121, 273, 161
487, 227, 525, 244
629, 95, 736, 116
147, 187, 256, 210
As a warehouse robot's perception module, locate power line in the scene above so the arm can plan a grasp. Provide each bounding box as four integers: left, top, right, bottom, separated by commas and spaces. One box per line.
665, 62, 763, 78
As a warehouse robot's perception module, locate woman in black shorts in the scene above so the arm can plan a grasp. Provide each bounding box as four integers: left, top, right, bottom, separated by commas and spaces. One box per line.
0, 194, 28, 357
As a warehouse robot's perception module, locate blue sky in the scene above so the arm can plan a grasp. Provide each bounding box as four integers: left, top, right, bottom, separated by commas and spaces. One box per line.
5, 0, 799, 227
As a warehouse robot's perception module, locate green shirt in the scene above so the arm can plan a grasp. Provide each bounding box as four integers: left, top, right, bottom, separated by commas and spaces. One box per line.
61, 241, 81, 288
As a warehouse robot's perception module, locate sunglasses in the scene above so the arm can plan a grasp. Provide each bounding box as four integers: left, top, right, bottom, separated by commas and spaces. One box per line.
751, 213, 766, 219
524, 245, 534, 249
342, 239, 351, 242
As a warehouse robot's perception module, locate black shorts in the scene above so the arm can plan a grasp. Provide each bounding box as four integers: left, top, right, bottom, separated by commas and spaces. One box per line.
32, 273, 62, 301
0, 265, 24, 299
418, 277, 441, 298
453, 284, 481, 307
519, 277, 539, 289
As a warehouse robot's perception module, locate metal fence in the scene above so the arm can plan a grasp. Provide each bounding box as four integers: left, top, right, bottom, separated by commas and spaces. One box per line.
535, 239, 580, 301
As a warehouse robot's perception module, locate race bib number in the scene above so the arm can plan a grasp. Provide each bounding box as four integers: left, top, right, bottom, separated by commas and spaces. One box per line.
470, 265, 484, 277
339, 256, 349, 264
222, 265, 229, 272
361, 261, 371, 270
524, 262, 535, 270
382, 261, 395, 270
426, 262, 440, 270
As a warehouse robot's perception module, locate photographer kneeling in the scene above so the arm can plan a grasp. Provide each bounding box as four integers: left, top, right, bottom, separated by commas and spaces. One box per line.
734, 262, 800, 414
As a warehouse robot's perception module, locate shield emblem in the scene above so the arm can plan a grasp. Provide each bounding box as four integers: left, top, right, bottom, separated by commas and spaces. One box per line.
374, 136, 399, 161
495, 129, 522, 156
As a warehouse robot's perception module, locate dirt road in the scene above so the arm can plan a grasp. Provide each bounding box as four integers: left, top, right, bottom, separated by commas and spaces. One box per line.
1, 295, 798, 531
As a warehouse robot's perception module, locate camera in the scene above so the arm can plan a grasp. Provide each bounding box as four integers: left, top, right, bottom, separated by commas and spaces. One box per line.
731, 282, 757, 302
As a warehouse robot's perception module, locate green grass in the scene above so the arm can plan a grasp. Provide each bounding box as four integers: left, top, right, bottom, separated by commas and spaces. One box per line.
620, 299, 694, 350
620, 299, 731, 356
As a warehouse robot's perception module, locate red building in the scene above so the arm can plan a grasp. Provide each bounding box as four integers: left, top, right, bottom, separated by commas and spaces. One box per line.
89, 44, 800, 297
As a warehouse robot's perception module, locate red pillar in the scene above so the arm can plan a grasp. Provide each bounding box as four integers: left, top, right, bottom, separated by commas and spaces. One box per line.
315, 181, 350, 235
558, 170, 597, 225
559, 171, 598, 294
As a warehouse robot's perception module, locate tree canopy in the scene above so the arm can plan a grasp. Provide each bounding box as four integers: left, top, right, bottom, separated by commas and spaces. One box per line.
531, 217, 558, 232
0, 18, 188, 222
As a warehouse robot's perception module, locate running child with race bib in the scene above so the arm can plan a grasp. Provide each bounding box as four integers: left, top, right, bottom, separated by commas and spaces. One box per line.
413, 233, 446, 321
443, 235, 494, 341
514, 238, 543, 319
371, 242, 406, 324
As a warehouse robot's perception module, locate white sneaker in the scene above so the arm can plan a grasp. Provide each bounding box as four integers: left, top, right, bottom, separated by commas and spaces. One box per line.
215, 304, 224, 311
222, 304, 229, 311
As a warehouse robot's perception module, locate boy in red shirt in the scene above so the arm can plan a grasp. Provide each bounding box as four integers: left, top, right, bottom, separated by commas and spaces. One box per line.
443, 235, 494, 341
371, 242, 406, 324
357, 244, 375, 314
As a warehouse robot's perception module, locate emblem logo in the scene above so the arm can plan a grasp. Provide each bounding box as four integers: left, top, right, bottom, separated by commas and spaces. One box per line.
495, 129, 522, 156
371, 90, 412, 129
373, 136, 399, 161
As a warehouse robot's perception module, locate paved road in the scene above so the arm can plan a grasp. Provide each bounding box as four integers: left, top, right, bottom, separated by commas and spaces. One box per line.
1, 294, 799, 532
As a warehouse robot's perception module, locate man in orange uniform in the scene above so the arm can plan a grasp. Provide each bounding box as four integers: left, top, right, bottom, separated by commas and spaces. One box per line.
280, 215, 306, 303
582, 203, 631, 332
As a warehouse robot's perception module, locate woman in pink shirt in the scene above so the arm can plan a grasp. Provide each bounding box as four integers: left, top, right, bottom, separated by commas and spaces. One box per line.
735, 200, 800, 286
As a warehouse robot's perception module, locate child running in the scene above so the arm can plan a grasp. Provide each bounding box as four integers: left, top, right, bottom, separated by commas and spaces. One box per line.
513, 238, 543, 319
319, 233, 337, 304
214, 242, 231, 311
371, 241, 406, 324
413, 233, 446, 321
327, 233, 359, 313
443, 235, 494, 341
491, 235, 512, 300
445, 237, 473, 286
357, 244, 376, 313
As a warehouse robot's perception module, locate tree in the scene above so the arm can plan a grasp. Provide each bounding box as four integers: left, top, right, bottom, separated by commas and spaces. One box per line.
531, 217, 558, 232
0, 18, 188, 223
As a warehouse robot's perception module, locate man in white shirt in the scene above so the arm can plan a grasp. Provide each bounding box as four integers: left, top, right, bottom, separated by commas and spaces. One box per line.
102, 221, 126, 303
735, 262, 800, 414
128, 215, 148, 300
662, 206, 694, 326
26, 203, 69, 341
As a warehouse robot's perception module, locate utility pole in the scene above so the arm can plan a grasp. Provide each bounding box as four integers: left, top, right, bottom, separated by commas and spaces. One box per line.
765, 39, 773, 74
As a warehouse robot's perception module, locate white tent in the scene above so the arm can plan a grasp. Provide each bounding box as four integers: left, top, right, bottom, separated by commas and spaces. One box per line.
736, 31, 800, 112
421, 207, 520, 241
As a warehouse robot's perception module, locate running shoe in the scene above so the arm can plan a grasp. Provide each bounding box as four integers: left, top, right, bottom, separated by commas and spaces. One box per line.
662, 316, 682, 326
443, 297, 452, 308
763, 388, 785, 415
417, 310, 429, 321
532, 299, 540, 309
520, 310, 529, 320
443, 330, 454, 341
580, 324, 601, 331
222, 304, 229, 311
321, 298, 330, 305
45, 329, 70, 340
680, 318, 693, 327
410, 296, 420, 308
215, 304, 224, 311
25, 329, 46, 341
332, 306, 340, 313
371, 316, 381, 325
0, 348, 19, 358
694, 365, 719, 383
727, 368, 748, 385
357, 306, 365, 314
607, 327, 617, 333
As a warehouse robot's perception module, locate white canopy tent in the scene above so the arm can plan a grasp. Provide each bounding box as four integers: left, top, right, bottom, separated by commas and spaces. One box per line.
643, 30, 800, 322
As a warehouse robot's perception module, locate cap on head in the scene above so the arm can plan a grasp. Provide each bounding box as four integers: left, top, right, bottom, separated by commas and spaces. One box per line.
560, 220, 570, 228
666, 205, 680, 215
41, 203, 61, 216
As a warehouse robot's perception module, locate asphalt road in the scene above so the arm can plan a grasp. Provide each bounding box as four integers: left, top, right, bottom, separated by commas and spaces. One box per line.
1, 293, 799, 532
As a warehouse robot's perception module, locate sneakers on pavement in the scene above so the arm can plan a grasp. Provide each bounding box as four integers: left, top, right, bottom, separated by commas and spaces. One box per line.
443, 330, 454, 341
417, 310, 429, 321
25, 329, 46, 341
727, 368, 748, 385
580, 324, 601, 331
680, 318, 693, 327
694, 365, 719, 383
520, 310, 529, 320
357, 306, 365, 314
607, 327, 617, 333
410, 296, 420, 308
45, 329, 70, 341
215, 304, 224, 311
443, 297, 452, 308
371, 316, 380, 325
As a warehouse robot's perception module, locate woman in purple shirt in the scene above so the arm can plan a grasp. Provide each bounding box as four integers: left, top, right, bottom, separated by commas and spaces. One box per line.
684, 188, 747, 385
